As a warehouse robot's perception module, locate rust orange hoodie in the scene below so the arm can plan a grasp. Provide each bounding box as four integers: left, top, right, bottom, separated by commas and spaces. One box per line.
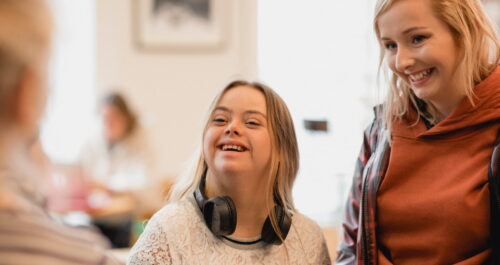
376, 66, 500, 265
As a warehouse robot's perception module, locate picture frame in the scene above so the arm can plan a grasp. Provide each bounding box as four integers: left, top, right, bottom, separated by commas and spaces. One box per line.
134, 0, 228, 51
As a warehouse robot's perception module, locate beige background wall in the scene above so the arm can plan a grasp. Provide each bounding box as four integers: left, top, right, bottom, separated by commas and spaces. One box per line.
96, 0, 257, 179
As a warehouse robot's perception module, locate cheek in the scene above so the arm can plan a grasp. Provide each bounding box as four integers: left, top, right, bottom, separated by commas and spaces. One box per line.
446, 50, 461, 75
202, 130, 216, 159
257, 133, 272, 159
103, 119, 113, 131
387, 55, 398, 72
387, 56, 408, 81
107, 120, 120, 135
117, 119, 128, 133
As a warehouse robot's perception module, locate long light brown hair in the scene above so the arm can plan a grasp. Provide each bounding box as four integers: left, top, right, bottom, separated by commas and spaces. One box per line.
374, 0, 500, 131
168, 80, 299, 241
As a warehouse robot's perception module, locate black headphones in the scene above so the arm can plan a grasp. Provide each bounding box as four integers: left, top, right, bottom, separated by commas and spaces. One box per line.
193, 170, 292, 245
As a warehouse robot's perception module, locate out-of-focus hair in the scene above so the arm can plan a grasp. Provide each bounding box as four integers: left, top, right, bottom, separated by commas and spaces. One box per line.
101, 92, 138, 137
374, 0, 500, 130
168, 80, 299, 242
0, 0, 53, 123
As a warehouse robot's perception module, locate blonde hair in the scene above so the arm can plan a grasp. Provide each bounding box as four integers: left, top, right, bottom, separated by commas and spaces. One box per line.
0, 0, 53, 122
374, 0, 500, 130
168, 80, 299, 241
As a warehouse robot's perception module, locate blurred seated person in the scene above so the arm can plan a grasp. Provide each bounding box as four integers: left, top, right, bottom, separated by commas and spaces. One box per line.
79, 92, 162, 248
0, 0, 119, 264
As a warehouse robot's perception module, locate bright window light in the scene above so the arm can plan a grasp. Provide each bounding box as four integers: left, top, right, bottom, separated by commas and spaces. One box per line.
41, 0, 97, 164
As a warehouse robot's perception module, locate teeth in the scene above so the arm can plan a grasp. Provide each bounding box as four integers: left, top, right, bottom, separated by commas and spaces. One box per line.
410, 69, 432, 82
222, 145, 243, 151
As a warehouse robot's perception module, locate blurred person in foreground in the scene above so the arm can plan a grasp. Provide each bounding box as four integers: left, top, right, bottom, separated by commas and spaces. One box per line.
80, 92, 162, 248
0, 0, 120, 264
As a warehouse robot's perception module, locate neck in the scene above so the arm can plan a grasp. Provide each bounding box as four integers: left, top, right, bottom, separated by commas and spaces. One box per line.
206, 170, 270, 239
429, 92, 466, 122
427, 79, 468, 122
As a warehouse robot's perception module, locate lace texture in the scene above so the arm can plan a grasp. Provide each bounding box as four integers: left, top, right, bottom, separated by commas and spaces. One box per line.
127, 197, 331, 265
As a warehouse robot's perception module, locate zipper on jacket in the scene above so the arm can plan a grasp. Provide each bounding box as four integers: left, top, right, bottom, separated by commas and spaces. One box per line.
361, 111, 385, 265
361, 173, 371, 265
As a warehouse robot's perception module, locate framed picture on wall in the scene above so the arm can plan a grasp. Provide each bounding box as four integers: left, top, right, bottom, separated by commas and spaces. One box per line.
134, 0, 228, 50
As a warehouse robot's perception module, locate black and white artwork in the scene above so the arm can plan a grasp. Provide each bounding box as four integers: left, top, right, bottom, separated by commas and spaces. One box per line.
136, 0, 226, 50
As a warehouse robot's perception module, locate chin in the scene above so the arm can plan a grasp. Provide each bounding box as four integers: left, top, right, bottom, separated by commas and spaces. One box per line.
213, 163, 247, 177
411, 88, 434, 102
218, 167, 243, 176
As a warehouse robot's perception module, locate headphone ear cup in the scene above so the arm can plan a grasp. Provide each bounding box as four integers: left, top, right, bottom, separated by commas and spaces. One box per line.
261, 205, 292, 245
202, 196, 237, 236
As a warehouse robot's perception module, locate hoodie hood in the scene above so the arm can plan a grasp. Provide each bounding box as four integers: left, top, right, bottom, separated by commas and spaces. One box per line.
393, 66, 500, 138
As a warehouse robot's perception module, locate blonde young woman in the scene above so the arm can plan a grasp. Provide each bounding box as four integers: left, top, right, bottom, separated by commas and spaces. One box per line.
128, 81, 331, 265
337, 0, 500, 264
0, 0, 119, 264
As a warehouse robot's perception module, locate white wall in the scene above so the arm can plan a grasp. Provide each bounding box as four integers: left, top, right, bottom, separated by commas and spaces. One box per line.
258, 0, 380, 225
96, 0, 257, 179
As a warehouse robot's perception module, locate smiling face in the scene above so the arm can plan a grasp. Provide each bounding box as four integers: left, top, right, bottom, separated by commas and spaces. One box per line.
203, 85, 272, 178
377, 0, 465, 109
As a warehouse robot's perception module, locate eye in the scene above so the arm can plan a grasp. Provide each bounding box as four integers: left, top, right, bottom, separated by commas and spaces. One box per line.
412, 35, 427, 44
384, 42, 397, 51
246, 120, 261, 127
212, 116, 227, 125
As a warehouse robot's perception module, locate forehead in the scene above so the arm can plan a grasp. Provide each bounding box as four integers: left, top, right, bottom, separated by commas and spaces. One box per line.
216, 85, 267, 114
102, 104, 123, 116
378, 0, 437, 36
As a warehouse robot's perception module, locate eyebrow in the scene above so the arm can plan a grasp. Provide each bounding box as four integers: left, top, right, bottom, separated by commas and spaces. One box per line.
402, 26, 426, 35
380, 26, 427, 41
214, 106, 267, 118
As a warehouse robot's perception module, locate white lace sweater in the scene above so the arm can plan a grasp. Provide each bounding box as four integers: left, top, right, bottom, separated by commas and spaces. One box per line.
127, 196, 331, 265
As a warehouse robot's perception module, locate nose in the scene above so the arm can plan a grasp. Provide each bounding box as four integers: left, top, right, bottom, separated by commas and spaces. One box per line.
224, 121, 241, 136
394, 47, 415, 72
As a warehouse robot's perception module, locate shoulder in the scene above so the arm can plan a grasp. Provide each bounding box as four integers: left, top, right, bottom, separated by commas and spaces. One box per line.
151, 196, 198, 224
366, 104, 385, 133
289, 212, 326, 247
358, 104, 385, 142
128, 196, 209, 265
141, 196, 204, 241
290, 212, 324, 239
286, 212, 331, 264
0, 210, 119, 265
353, 104, 389, 163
